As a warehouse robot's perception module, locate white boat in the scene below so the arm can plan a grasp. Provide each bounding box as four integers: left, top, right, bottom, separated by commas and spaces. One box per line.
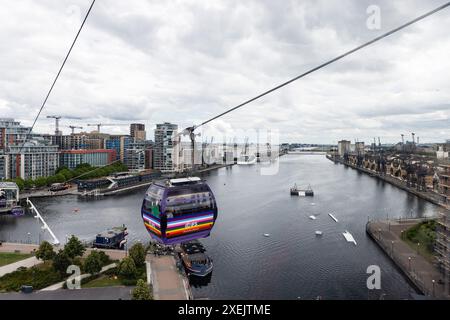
263, 233, 270, 237
328, 213, 338, 222
290, 184, 314, 197
309, 215, 317, 220
315, 231, 323, 236
342, 230, 357, 245
237, 154, 257, 165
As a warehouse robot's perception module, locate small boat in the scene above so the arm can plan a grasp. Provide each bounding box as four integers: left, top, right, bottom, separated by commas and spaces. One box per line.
342, 230, 357, 245
92, 225, 128, 250
11, 206, 25, 217
315, 231, 323, 236
180, 240, 213, 277
290, 184, 314, 196
328, 213, 339, 222
237, 154, 257, 165
49, 183, 70, 192
309, 215, 317, 220
263, 233, 270, 237
0, 183, 25, 217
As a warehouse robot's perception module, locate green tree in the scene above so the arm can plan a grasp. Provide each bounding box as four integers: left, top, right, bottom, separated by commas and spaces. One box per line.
35, 241, 55, 262
59, 169, 73, 181
46, 175, 57, 185
13, 178, 25, 190
132, 279, 152, 300
118, 257, 137, 279
129, 243, 146, 268
54, 173, 66, 183
24, 178, 34, 190
55, 166, 69, 174
84, 251, 103, 275
97, 251, 110, 266
34, 177, 48, 188
64, 235, 85, 259
53, 250, 71, 275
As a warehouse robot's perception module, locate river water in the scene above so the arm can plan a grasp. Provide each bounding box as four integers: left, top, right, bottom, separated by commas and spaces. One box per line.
0, 155, 442, 299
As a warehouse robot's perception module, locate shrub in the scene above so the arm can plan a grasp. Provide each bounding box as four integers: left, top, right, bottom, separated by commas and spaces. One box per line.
64, 236, 85, 259
132, 279, 152, 300
52, 250, 71, 276
118, 257, 137, 279
84, 252, 103, 275
0, 264, 62, 292
129, 243, 146, 268
35, 241, 55, 262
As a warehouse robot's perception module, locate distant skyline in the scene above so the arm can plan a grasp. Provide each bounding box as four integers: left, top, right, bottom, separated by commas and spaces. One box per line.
1, 0, 449, 144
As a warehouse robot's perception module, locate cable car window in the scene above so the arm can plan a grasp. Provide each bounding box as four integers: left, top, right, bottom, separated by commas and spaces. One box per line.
144, 185, 164, 218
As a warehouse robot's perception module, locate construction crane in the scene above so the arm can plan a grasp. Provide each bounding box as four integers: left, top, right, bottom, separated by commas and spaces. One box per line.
68, 125, 83, 134
47, 115, 62, 136
181, 127, 201, 170
87, 123, 128, 133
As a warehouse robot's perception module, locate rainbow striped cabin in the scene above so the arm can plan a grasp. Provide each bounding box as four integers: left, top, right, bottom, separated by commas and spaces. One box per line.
141, 177, 218, 245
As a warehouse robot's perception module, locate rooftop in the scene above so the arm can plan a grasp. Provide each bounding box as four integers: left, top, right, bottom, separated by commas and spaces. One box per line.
0, 182, 19, 189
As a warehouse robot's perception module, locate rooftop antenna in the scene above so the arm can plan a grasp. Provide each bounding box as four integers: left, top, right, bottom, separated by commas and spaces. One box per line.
401, 134, 405, 152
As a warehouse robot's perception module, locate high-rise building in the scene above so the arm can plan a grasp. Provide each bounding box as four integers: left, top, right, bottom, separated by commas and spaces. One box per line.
436, 163, 450, 291
124, 141, 146, 171
1, 118, 59, 180
105, 135, 131, 162
0, 154, 9, 180
0, 118, 29, 151
7, 139, 59, 180
154, 122, 178, 172
130, 123, 146, 141
337, 140, 351, 156
355, 142, 365, 155
59, 149, 116, 170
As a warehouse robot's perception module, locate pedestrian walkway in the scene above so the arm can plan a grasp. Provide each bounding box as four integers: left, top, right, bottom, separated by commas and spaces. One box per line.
367, 219, 449, 299
40, 263, 117, 291
0, 286, 132, 300
146, 254, 190, 300
0, 243, 39, 254
0, 257, 40, 277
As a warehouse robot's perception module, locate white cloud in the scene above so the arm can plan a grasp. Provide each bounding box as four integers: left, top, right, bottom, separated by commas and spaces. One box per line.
0, 0, 449, 143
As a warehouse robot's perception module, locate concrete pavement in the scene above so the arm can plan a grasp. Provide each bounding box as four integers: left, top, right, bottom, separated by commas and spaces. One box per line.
0, 256, 40, 278
0, 286, 133, 300
147, 254, 190, 300
40, 263, 117, 291
367, 219, 449, 299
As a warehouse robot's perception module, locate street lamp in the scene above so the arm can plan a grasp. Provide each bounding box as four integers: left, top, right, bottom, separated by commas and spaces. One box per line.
391, 241, 395, 256
378, 228, 381, 240
417, 242, 420, 254
432, 279, 435, 297
408, 256, 412, 271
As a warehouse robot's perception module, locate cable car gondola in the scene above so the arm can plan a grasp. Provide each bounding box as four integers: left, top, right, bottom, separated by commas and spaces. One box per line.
141, 177, 218, 245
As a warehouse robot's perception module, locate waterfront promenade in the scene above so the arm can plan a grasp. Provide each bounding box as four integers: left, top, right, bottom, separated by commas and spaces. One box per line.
146, 254, 191, 300
367, 219, 449, 299
329, 156, 445, 209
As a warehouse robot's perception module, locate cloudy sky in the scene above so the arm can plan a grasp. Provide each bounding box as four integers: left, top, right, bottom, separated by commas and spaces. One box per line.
1, 0, 449, 144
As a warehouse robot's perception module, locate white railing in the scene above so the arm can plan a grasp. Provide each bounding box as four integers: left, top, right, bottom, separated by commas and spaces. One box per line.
26, 198, 60, 245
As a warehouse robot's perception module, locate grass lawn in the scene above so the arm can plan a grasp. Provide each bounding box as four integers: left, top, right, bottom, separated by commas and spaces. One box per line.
82, 275, 123, 288
0, 261, 63, 292
401, 220, 437, 263
0, 252, 33, 267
